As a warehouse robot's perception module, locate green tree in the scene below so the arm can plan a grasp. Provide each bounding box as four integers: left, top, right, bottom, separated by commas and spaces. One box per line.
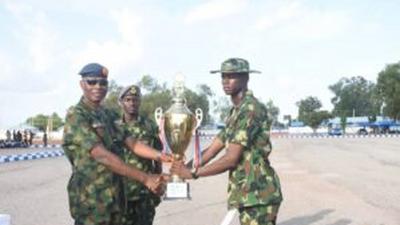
283, 115, 292, 126
103, 80, 124, 115
51, 113, 64, 130
103, 76, 212, 125
376, 62, 400, 120
213, 96, 231, 122
26, 113, 64, 131
329, 76, 380, 117
264, 100, 280, 130
340, 114, 347, 134
296, 96, 331, 132
185, 88, 210, 126
137, 74, 164, 93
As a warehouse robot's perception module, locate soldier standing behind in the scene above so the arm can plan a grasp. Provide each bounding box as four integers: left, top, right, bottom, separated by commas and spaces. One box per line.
23, 130, 28, 145
62, 63, 172, 225
117, 85, 163, 225
6, 130, 11, 141
42, 132, 47, 147
28, 130, 34, 145
172, 58, 283, 225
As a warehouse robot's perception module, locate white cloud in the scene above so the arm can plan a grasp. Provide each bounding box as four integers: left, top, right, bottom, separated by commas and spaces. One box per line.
184, 0, 248, 24
254, 1, 302, 30
5, 1, 57, 73
72, 8, 143, 76
0, 52, 14, 82
254, 1, 350, 39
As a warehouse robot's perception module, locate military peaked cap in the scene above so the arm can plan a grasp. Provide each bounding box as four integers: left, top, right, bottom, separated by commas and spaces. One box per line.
118, 85, 141, 102
79, 63, 108, 78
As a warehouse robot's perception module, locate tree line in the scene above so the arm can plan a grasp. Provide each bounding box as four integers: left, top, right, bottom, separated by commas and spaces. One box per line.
25, 74, 280, 132
295, 61, 400, 131
25, 61, 400, 132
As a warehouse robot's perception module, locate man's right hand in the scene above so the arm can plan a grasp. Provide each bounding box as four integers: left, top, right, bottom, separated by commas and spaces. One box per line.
143, 174, 166, 196
158, 152, 174, 162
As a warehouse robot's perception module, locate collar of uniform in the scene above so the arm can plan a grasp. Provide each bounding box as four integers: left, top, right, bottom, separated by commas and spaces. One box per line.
121, 114, 142, 125
233, 90, 253, 110
79, 96, 103, 112
245, 90, 253, 96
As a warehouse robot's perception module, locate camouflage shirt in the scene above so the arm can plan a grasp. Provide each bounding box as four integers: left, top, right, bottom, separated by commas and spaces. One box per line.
62, 97, 127, 220
116, 115, 163, 202
217, 91, 283, 209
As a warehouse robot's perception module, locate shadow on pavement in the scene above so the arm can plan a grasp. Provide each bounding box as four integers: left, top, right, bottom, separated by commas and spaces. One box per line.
279, 209, 340, 225
327, 219, 352, 225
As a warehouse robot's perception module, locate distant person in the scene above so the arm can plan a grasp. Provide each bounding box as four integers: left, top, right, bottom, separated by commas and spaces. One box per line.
172, 58, 283, 225
28, 130, 34, 145
16, 130, 22, 142
62, 62, 172, 225
12, 130, 16, 141
23, 130, 28, 145
117, 85, 163, 225
43, 132, 47, 147
6, 130, 11, 141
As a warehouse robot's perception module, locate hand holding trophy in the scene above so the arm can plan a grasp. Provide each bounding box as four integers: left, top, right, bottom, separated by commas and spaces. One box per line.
155, 75, 203, 199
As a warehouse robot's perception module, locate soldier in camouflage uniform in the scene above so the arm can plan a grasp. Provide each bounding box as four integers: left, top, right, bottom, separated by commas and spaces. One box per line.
117, 85, 163, 225
63, 63, 171, 225
171, 58, 283, 225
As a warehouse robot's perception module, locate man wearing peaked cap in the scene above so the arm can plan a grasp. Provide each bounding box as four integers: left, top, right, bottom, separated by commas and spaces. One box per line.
172, 58, 283, 225
117, 84, 163, 225
62, 63, 172, 225
118, 85, 141, 102
79, 62, 109, 77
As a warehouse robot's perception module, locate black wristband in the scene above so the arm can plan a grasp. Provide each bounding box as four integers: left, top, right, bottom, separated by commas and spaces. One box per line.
191, 171, 199, 180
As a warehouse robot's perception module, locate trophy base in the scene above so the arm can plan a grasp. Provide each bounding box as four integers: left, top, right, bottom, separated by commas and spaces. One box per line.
164, 182, 191, 200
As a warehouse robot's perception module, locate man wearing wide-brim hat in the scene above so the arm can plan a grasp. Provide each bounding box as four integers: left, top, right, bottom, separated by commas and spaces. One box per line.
172, 58, 283, 225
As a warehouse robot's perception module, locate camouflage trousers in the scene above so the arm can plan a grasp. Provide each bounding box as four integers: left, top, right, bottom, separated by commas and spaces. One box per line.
122, 198, 157, 225
238, 204, 280, 225
74, 211, 122, 225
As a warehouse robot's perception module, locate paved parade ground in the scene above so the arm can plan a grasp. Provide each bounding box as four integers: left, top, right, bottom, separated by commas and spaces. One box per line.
1, 137, 400, 225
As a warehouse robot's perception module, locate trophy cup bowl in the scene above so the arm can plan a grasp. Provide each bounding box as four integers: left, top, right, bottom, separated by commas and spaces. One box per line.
154, 76, 203, 199
164, 103, 196, 182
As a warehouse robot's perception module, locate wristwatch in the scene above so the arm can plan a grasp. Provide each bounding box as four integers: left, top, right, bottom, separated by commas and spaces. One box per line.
191, 168, 199, 180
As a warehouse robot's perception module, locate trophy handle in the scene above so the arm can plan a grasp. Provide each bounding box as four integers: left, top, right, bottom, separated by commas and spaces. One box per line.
154, 107, 163, 126
194, 108, 203, 130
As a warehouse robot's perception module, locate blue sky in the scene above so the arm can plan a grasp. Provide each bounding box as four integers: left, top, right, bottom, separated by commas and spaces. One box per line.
1, 0, 400, 128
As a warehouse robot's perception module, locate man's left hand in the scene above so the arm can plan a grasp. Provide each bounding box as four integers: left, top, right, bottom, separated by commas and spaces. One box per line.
170, 160, 192, 179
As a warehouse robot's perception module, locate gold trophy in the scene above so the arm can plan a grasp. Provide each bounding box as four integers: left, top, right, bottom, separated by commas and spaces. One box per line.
155, 75, 203, 199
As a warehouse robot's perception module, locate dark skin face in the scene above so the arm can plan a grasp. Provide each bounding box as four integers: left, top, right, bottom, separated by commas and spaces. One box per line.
80, 78, 108, 106
121, 94, 141, 121
221, 73, 248, 105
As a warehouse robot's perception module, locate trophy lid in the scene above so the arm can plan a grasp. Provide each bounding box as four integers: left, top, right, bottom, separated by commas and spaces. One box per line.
172, 74, 186, 103
173, 74, 185, 98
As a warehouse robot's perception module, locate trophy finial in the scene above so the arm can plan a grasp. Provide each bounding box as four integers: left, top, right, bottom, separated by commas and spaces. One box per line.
173, 74, 185, 99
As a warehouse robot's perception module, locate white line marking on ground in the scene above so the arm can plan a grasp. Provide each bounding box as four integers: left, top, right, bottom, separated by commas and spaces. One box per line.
220, 209, 236, 225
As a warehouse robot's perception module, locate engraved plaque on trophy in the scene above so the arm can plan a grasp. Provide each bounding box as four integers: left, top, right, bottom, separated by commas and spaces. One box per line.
155, 75, 203, 199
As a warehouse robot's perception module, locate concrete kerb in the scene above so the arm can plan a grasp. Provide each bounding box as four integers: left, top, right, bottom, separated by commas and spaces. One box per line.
275, 134, 400, 139
0, 136, 214, 164
0, 150, 65, 164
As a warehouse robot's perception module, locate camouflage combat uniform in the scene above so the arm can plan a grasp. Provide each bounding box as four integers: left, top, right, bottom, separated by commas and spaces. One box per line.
63, 98, 126, 225
217, 91, 283, 225
116, 115, 163, 225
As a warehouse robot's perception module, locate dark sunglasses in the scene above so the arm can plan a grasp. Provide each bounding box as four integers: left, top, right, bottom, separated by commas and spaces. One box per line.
83, 79, 108, 86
